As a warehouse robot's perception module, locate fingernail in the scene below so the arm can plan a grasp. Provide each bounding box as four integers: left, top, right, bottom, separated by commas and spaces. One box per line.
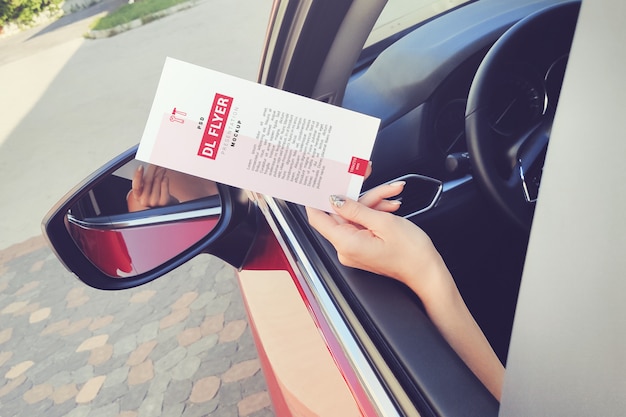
389, 181, 406, 187
330, 195, 345, 208
388, 199, 402, 205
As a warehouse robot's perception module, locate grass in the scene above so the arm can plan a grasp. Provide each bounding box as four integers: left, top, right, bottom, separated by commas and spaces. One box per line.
90, 0, 189, 30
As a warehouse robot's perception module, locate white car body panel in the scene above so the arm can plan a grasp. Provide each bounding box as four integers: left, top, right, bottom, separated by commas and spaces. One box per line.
502, 1, 626, 415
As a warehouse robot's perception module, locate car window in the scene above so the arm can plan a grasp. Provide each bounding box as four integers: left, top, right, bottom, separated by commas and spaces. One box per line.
366, 0, 471, 47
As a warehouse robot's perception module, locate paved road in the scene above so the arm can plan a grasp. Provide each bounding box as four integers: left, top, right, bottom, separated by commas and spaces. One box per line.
0, 0, 272, 250
0, 1, 275, 416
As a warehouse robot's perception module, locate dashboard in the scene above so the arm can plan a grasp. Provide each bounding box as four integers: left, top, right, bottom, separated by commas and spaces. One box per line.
343, 0, 572, 192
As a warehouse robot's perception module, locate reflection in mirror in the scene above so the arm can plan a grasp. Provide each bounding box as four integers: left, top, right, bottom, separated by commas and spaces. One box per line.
65, 159, 221, 279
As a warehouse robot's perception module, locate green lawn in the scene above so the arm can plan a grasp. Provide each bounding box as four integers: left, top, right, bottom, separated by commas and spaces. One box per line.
90, 0, 189, 30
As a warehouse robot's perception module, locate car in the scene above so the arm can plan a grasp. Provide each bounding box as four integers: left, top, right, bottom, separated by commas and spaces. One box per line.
42, 0, 626, 416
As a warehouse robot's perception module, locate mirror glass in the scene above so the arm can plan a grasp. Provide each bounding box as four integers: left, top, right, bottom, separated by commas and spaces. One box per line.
65, 159, 221, 278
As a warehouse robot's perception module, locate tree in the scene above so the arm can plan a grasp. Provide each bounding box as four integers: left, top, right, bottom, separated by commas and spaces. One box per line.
0, 0, 62, 27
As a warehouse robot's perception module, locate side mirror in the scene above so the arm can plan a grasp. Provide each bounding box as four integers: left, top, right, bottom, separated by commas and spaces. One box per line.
43, 145, 258, 290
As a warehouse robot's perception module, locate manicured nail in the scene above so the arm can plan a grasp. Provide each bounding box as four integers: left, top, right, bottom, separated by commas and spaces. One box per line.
330, 195, 345, 208
388, 199, 402, 206
389, 181, 406, 187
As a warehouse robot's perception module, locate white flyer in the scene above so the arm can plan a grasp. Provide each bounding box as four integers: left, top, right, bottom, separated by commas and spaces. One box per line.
137, 57, 380, 212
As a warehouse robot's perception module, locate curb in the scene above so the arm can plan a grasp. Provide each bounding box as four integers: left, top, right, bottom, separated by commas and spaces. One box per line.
85, 0, 196, 39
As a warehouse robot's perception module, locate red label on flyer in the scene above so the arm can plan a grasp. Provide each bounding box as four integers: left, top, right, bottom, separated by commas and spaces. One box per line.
348, 157, 368, 176
197, 93, 233, 160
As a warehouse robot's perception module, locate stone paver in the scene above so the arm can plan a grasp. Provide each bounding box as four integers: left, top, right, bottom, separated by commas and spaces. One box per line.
29, 307, 51, 323
239, 392, 272, 416
6, 361, 35, 379
128, 360, 155, 386
75, 375, 107, 403
76, 334, 110, 352
222, 360, 261, 384
23, 382, 54, 404
52, 383, 79, 404
0, 328, 13, 345
219, 320, 248, 343
189, 376, 221, 404
127, 341, 158, 367
0, 351, 13, 367
89, 344, 114, 366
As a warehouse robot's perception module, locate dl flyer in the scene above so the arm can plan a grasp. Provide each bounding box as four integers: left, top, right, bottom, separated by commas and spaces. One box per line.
137, 57, 380, 212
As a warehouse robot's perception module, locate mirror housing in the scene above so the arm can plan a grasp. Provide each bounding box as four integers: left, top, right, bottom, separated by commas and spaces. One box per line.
42, 145, 258, 290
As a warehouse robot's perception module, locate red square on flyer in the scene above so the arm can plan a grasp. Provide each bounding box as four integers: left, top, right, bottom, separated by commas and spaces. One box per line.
348, 157, 369, 176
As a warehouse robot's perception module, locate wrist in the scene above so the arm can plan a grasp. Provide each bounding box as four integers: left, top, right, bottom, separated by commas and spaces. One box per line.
400, 249, 455, 305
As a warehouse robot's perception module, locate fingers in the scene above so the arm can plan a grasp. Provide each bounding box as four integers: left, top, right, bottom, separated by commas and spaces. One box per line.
328, 195, 393, 237
305, 207, 338, 239
358, 180, 405, 212
308, 179, 404, 244
329, 195, 368, 225
332, 194, 400, 231
306, 205, 355, 233
365, 161, 372, 180
142, 165, 160, 206
159, 175, 174, 206
148, 168, 166, 207
131, 165, 144, 195
130, 165, 175, 208
307, 202, 373, 267
306, 205, 363, 247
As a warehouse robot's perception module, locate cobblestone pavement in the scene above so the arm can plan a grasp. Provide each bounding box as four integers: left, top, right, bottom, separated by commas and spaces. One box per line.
0, 236, 275, 417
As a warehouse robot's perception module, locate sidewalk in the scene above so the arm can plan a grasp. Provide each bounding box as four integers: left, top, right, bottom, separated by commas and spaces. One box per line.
0, 237, 274, 417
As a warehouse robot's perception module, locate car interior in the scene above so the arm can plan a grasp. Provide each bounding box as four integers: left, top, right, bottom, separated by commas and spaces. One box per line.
286, 0, 579, 414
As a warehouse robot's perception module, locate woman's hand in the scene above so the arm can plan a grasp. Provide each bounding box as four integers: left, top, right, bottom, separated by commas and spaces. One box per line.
127, 165, 179, 212
306, 182, 446, 295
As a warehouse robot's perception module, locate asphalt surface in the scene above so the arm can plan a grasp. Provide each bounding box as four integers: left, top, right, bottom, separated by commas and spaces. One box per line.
0, 0, 275, 416
0, 0, 272, 250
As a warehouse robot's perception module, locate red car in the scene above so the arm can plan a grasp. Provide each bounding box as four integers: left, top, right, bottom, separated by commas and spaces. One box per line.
43, 0, 626, 416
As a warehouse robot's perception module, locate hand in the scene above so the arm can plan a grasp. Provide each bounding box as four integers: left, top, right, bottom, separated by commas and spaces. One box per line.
306, 182, 447, 296
127, 165, 179, 212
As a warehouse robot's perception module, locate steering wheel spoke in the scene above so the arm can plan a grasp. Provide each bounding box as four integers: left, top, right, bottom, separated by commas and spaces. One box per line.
515, 120, 550, 202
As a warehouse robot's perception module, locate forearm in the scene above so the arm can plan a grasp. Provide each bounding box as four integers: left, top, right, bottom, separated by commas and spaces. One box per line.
402, 257, 504, 401
307, 195, 505, 399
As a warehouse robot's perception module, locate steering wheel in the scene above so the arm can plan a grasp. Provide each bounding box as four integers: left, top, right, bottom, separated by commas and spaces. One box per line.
465, 1, 580, 229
